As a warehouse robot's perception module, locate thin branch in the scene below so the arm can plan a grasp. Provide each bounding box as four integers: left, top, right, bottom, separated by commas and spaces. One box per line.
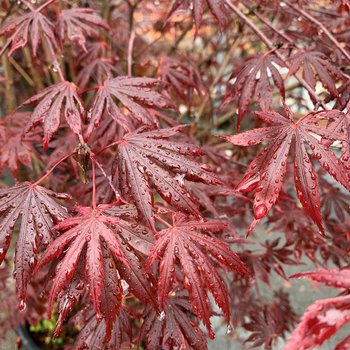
285, 1, 350, 64
224, 0, 326, 109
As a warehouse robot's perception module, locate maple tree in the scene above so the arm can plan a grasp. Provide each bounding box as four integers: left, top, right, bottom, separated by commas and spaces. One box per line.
0, 0, 350, 349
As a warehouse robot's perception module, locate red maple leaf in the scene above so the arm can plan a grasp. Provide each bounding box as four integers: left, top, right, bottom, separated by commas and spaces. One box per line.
87, 76, 176, 137
218, 104, 350, 235
285, 295, 350, 350
287, 50, 344, 101
71, 305, 133, 349
0, 182, 71, 305
157, 56, 203, 105
16, 81, 86, 150
0, 8, 57, 58
167, 0, 229, 36
76, 58, 120, 91
113, 126, 225, 230
220, 53, 286, 129
33, 204, 154, 338
146, 212, 251, 337
57, 9, 109, 51
139, 289, 207, 350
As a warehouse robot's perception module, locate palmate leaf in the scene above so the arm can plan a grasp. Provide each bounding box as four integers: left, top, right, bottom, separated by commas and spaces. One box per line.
57, 9, 109, 51
284, 295, 350, 350
146, 212, 251, 337
113, 126, 225, 230
220, 53, 286, 129
0, 9, 57, 58
167, 0, 229, 37
76, 58, 120, 91
290, 268, 350, 289
157, 56, 203, 105
16, 81, 86, 150
218, 104, 350, 235
287, 50, 344, 101
0, 182, 70, 305
139, 289, 207, 350
33, 205, 155, 339
87, 76, 176, 137
0, 134, 36, 177
72, 305, 132, 350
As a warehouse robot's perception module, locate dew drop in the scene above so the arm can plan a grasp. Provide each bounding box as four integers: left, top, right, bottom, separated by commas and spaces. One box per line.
254, 204, 267, 219
19, 300, 26, 311
157, 310, 165, 321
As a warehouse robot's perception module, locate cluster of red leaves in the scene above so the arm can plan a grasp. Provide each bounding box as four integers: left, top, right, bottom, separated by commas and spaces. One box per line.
0, 0, 350, 350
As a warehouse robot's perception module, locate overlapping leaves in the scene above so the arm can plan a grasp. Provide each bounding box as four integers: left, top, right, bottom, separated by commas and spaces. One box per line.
218, 104, 350, 234
0, 182, 70, 304
113, 126, 225, 230
146, 212, 251, 337
33, 204, 155, 339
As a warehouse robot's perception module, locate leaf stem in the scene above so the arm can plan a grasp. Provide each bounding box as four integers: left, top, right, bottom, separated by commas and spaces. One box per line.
91, 155, 97, 209
32, 151, 77, 186
94, 140, 122, 156
127, 30, 135, 77
21, 0, 35, 12
155, 215, 172, 228
36, 0, 56, 13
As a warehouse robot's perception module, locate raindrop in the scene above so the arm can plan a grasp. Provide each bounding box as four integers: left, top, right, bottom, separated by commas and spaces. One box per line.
19, 300, 26, 311
157, 310, 165, 321
226, 323, 233, 335
254, 204, 267, 219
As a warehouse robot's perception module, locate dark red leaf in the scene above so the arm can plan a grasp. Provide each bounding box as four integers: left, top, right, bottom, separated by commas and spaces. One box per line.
0, 182, 70, 305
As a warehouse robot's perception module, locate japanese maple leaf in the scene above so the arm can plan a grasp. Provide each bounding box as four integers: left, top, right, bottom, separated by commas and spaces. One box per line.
76, 58, 120, 91
220, 53, 286, 129
0, 182, 70, 305
0, 9, 57, 58
321, 184, 350, 221
287, 50, 344, 101
16, 81, 86, 150
146, 212, 251, 337
33, 205, 154, 333
290, 268, 350, 289
243, 306, 285, 349
72, 305, 132, 350
139, 289, 207, 350
286, 269, 350, 349
113, 126, 225, 230
285, 295, 350, 350
0, 134, 37, 177
317, 109, 350, 171
52, 204, 157, 339
57, 9, 109, 51
218, 104, 350, 235
157, 56, 203, 105
167, 0, 229, 37
87, 76, 175, 137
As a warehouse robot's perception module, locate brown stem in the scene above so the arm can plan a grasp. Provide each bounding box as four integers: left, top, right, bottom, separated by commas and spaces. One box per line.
1, 38, 16, 114
9, 57, 35, 87
23, 46, 45, 91
245, 5, 293, 43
